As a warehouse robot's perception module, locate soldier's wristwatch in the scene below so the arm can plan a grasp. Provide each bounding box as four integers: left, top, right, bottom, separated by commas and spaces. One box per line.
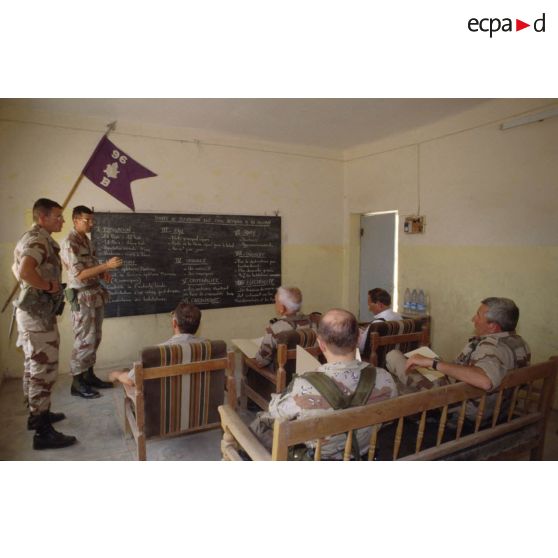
432, 358, 440, 371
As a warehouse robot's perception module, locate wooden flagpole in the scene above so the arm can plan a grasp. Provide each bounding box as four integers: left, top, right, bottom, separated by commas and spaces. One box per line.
1, 121, 117, 314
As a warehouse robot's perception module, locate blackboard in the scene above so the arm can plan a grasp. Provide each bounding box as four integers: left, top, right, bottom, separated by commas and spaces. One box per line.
92, 212, 281, 318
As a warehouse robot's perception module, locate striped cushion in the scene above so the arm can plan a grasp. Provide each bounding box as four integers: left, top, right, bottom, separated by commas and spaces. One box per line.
275, 327, 319, 381
362, 319, 425, 366
275, 327, 318, 350
245, 328, 319, 402
141, 340, 227, 438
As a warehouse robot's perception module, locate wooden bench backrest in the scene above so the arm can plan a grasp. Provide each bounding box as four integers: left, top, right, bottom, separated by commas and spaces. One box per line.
270, 358, 557, 460
361, 319, 429, 365
369, 326, 429, 366
241, 328, 322, 411
133, 340, 236, 438
274, 328, 321, 392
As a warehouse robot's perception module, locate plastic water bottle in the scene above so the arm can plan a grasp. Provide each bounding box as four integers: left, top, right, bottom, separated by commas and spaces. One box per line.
403, 288, 411, 312
417, 289, 426, 314
410, 289, 418, 312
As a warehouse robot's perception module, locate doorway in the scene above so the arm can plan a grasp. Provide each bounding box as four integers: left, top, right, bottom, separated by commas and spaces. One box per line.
359, 211, 398, 321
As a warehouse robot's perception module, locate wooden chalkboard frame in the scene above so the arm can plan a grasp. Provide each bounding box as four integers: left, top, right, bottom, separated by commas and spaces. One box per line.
92, 212, 281, 318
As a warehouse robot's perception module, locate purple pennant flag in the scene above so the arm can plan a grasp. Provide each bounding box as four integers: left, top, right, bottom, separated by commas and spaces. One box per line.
82, 136, 157, 211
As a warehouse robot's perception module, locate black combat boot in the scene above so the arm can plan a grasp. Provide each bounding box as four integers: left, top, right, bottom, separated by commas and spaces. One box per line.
33, 411, 77, 450
27, 410, 66, 430
83, 366, 113, 389
71, 373, 101, 398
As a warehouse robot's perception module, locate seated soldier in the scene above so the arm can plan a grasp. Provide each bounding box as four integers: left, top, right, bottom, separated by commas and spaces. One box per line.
109, 302, 203, 386
358, 287, 402, 352
386, 297, 531, 421
253, 286, 316, 369
250, 308, 398, 459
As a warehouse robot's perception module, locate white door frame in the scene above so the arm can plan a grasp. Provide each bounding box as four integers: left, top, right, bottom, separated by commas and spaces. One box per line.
358, 210, 399, 320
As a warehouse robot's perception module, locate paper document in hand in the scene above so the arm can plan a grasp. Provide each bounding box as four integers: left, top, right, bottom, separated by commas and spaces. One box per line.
404, 346, 445, 381
231, 337, 263, 359
296, 345, 321, 375
404, 346, 438, 359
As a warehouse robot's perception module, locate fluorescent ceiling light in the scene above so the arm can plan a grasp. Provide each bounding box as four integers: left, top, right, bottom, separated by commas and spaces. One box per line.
501, 107, 558, 130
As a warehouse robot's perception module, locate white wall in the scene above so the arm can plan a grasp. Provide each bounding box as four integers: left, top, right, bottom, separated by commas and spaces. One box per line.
342, 99, 558, 404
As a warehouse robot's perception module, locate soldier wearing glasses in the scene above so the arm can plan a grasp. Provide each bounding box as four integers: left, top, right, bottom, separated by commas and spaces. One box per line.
12, 198, 77, 450
60, 205, 122, 399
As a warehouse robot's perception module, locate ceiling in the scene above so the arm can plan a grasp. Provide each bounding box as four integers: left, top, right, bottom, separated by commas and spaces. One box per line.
4, 98, 489, 151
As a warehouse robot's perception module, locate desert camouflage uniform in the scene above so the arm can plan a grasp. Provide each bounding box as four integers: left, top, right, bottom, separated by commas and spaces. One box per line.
254, 314, 317, 368
60, 229, 109, 376
251, 360, 398, 459
13, 225, 62, 413
386, 332, 531, 420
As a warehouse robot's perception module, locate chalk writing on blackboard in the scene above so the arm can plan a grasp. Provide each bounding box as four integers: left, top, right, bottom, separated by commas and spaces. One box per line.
92, 213, 281, 317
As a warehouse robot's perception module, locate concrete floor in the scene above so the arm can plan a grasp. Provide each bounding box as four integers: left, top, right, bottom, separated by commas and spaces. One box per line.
1, 373, 557, 460
0, 372, 250, 460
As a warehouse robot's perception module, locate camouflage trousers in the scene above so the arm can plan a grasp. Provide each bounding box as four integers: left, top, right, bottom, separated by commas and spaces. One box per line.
16, 310, 59, 414
385, 350, 449, 394
70, 304, 104, 375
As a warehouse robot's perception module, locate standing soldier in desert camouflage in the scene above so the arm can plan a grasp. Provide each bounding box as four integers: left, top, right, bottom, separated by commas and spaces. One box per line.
12, 198, 77, 450
60, 205, 122, 398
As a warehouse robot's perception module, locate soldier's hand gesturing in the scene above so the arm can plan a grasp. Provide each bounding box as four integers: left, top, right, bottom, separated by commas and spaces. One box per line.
105, 257, 123, 270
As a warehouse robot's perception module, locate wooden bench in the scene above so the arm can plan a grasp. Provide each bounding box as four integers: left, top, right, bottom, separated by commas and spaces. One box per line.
240, 327, 322, 411
360, 318, 430, 366
123, 339, 236, 460
220, 357, 557, 461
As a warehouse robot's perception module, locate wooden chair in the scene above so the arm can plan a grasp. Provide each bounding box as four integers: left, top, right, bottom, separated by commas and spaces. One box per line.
123, 339, 236, 460
360, 318, 430, 366
240, 327, 322, 411
369, 324, 430, 367
308, 311, 322, 327
221, 357, 558, 461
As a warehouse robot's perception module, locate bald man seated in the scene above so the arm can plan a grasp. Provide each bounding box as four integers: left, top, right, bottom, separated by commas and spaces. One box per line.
250, 308, 398, 459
